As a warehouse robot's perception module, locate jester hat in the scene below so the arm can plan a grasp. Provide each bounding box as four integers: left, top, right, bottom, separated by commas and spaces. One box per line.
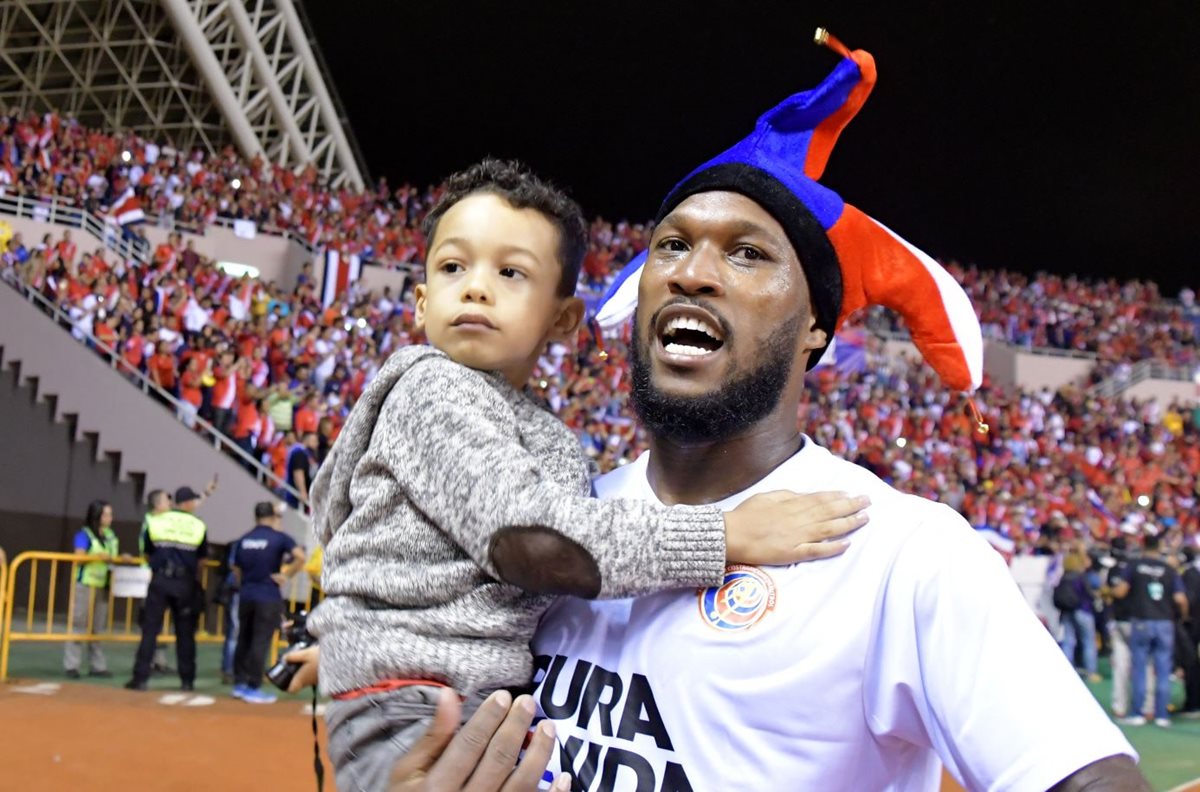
596, 29, 983, 392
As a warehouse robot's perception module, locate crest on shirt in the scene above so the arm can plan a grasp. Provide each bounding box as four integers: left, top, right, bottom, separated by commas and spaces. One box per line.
698, 564, 777, 631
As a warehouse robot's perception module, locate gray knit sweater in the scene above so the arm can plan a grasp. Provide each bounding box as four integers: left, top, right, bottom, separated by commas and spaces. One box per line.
307, 346, 726, 696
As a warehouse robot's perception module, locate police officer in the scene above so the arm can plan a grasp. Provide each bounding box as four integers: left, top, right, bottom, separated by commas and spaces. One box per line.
1111, 532, 1189, 727
125, 485, 209, 691
139, 489, 174, 675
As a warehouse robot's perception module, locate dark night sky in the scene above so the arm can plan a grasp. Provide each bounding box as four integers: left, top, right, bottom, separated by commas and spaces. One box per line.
303, 1, 1199, 294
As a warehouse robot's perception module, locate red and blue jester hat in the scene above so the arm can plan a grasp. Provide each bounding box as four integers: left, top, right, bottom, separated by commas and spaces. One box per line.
596, 28, 984, 398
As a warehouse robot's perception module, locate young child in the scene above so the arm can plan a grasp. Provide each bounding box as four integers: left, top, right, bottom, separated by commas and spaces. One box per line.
307, 159, 868, 792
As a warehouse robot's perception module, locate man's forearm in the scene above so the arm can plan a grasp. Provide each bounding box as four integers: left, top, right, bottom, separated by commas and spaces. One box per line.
1048, 755, 1150, 792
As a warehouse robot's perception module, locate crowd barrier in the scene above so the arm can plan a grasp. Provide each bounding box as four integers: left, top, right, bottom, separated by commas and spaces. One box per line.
1, 551, 321, 682
0, 547, 7, 651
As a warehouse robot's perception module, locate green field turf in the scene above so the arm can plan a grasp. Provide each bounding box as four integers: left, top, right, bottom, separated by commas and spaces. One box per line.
4, 642, 1199, 789
4, 639, 311, 702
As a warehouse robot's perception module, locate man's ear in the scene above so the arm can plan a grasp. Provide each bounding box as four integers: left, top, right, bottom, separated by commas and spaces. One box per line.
549, 297, 585, 343
413, 283, 427, 333
805, 327, 829, 351
801, 313, 828, 353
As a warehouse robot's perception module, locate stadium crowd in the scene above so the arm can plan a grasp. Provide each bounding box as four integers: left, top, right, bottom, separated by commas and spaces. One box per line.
3, 106, 1200, 724
1, 107, 1196, 532
1, 109, 431, 268
863, 265, 1200, 384
3, 106, 1199, 371
2, 222, 1197, 549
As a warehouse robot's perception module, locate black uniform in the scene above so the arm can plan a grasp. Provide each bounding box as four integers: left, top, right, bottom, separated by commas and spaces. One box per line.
128, 508, 208, 689
1182, 563, 1200, 713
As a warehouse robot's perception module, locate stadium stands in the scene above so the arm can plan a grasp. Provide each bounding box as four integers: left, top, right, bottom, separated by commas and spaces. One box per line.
1, 107, 1197, 550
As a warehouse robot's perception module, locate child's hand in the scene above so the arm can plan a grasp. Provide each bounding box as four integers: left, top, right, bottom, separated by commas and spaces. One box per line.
283, 644, 320, 693
723, 491, 869, 566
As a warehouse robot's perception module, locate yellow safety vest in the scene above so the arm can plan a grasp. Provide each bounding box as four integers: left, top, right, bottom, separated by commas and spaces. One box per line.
145, 511, 207, 548
79, 527, 119, 588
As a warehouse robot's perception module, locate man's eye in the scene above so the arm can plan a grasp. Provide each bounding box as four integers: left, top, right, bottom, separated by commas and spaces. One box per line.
440, 262, 463, 274
499, 267, 525, 279
734, 245, 764, 260
658, 238, 688, 253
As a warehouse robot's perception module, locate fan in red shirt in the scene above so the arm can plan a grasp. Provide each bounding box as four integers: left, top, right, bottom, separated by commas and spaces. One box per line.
177, 357, 204, 429
93, 313, 119, 355
293, 393, 321, 436
55, 231, 78, 269
210, 351, 240, 436
122, 320, 150, 374
146, 343, 178, 398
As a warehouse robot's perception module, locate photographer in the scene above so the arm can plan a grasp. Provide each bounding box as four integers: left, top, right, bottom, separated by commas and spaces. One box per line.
231, 502, 305, 704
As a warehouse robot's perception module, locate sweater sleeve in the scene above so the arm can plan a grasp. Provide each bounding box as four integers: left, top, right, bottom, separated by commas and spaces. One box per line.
381, 358, 727, 598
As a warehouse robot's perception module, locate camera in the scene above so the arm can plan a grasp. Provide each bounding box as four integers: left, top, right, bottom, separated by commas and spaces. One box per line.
266, 609, 316, 692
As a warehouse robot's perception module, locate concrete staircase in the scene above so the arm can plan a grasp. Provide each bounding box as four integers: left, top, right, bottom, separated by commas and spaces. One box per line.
0, 280, 310, 545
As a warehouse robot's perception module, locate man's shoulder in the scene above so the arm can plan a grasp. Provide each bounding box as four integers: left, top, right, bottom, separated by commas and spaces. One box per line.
790, 447, 984, 580
786, 444, 964, 535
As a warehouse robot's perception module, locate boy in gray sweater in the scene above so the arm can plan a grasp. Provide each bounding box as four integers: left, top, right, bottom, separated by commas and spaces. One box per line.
306, 159, 868, 792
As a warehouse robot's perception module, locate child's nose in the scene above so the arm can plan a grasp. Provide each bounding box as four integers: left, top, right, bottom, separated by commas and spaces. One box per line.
463, 271, 492, 304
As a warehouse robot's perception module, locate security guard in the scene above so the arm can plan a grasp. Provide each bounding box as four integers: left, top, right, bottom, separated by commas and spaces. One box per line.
64, 500, 120, 679
125, 486, 209, 691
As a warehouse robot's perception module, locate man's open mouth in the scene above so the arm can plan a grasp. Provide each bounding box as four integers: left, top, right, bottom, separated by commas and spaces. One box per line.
656, 307, 726, 358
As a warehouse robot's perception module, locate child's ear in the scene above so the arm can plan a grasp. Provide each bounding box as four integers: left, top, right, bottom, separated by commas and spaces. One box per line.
549, 297, 585, 342
413, 283, 427, 333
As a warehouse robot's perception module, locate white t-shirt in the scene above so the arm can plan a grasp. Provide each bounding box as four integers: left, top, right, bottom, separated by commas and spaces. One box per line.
531, 439, 1133, 792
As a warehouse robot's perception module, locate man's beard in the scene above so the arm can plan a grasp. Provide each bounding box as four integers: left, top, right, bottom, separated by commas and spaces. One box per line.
630, 312, 801, 445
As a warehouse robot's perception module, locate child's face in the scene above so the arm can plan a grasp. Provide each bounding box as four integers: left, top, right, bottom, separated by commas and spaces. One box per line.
416, 194, 582, 387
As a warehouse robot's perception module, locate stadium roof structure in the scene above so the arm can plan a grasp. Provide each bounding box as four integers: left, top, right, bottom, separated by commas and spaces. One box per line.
0, 0, 367, 189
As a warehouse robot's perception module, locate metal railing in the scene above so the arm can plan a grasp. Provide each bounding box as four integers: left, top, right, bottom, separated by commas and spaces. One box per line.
0, 547, 7, 649
0, 551, 322, 681
0, 193, 149, 265
1, 275, 310, 511
143, 208, 320, 255
1090, 358, 1198, 399
876, 325, 1102, 361
999, 343, 1098, 361
0, 185, 425, 276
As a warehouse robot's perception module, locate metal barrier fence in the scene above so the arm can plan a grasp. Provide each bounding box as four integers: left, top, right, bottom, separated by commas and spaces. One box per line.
0, 547, 7, 652
1, 551, 321, 682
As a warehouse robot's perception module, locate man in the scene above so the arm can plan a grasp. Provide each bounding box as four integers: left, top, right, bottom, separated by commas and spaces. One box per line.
139, 489, 175, 675
230, 502, 305, 704
520, 33, 1142, 791
1105, 536, 1152, 717
125, 485, 209, 692
286, 431, 318, 507
1111, 533, 1189, 727
311, 32, 1146, 792
1181, 546, 1200, 717
265, 379, 300, 434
